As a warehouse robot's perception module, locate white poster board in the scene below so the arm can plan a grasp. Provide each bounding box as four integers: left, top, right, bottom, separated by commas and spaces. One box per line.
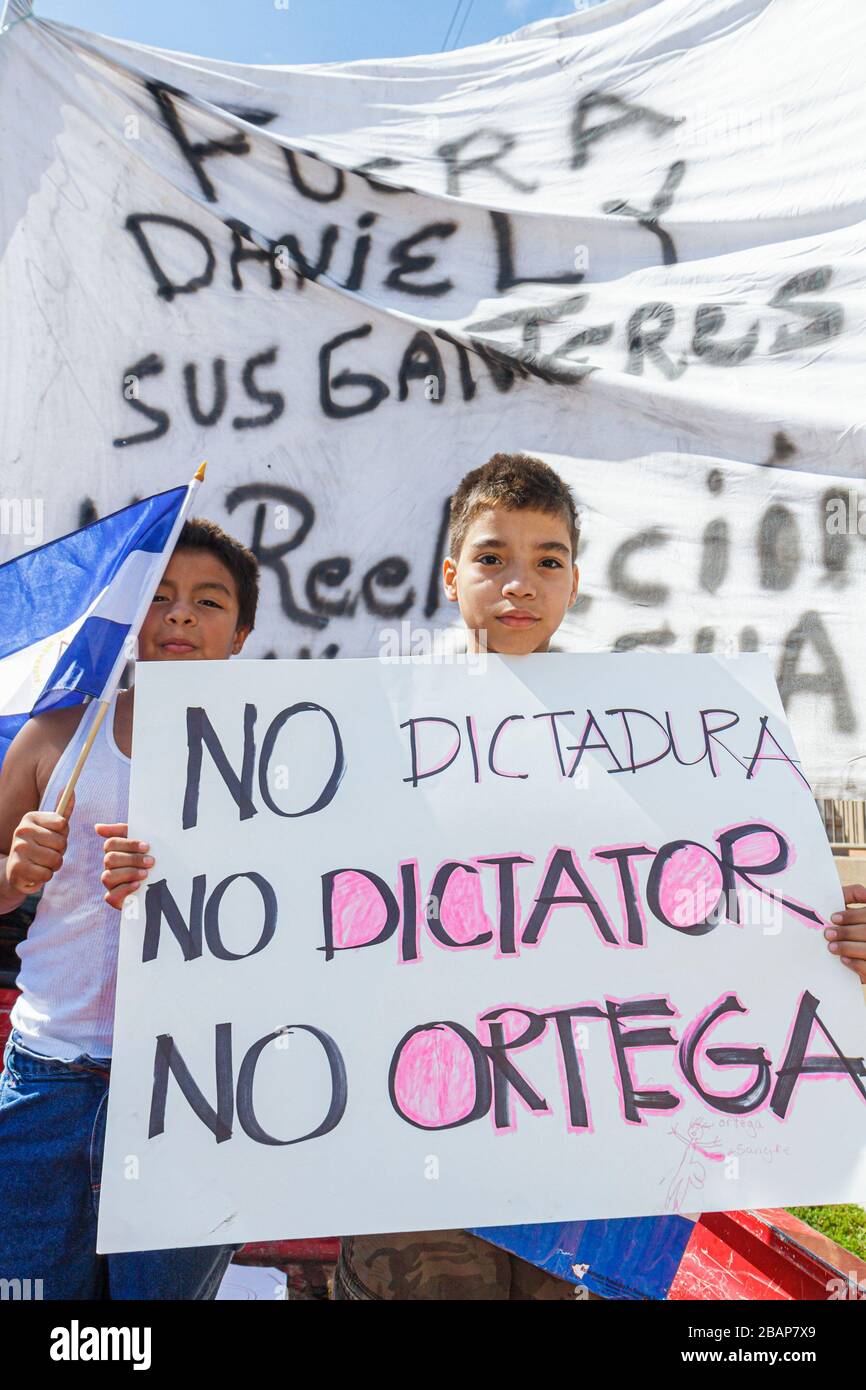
97, 653, 866, 1253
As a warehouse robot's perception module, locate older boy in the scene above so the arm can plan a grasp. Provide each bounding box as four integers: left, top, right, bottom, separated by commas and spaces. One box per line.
0, 517, 258, 1299
338, 451, 594, 1299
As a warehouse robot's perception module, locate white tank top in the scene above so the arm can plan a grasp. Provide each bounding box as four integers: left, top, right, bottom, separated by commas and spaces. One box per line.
11, 691, 130, 1060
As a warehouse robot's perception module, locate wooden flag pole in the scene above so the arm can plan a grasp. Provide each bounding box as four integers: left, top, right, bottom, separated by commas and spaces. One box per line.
56, 699, 111, 819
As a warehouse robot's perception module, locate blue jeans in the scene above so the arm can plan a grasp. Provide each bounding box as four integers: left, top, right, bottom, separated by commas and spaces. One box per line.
0, 1030, 239, 1299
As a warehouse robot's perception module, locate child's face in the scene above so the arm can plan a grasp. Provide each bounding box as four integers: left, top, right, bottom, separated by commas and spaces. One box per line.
137, 548, 250, 662
442, 505, 579, 654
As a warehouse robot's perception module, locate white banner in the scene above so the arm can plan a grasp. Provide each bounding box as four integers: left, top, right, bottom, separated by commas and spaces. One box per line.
97, 653, 866, 1254
3, 0, 866, 793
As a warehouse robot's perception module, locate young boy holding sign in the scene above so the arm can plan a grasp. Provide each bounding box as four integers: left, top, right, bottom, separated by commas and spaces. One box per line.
0, 518, 258, 1299
332, 453, 599, 1299
331, 451, 866, 1301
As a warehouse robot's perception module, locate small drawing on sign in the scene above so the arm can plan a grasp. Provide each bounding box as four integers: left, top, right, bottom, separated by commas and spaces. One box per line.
661, 1118, 725, 1213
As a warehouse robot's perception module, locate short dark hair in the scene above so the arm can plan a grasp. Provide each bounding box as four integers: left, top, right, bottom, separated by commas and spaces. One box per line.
448, 452, 580, 562
175, 517, 259, 632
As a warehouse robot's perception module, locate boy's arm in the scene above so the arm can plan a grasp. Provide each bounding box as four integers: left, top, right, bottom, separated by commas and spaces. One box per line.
0, 719, 72, 913
828, 884, 866, 986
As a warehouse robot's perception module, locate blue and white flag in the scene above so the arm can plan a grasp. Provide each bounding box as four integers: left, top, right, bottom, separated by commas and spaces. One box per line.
0, 478, 201, 768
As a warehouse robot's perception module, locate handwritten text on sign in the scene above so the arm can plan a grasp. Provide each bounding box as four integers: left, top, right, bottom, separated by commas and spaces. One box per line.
98, 654, 866, 1253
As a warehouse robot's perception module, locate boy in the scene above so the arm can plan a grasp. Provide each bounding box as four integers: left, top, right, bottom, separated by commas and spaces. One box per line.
332, 452, 596, 1299
0, 517, 258, 1299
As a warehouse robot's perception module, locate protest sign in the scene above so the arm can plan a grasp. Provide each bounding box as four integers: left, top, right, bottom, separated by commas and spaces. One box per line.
97, 653, 866, 1253
4, 0, 866, 795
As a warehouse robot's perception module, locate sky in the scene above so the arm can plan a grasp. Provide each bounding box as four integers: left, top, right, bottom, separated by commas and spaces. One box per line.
29, 0, 608, 64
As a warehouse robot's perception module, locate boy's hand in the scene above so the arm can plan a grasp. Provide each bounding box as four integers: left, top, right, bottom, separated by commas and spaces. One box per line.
5, 790, 75, 895
95, 822, 154, 911
827, 884, 866, 985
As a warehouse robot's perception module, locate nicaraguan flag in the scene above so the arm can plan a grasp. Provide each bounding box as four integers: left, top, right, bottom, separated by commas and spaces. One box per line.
0, 481, 199, 768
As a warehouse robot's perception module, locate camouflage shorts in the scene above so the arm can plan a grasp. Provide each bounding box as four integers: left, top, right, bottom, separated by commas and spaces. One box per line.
332, 1230, 603, 1300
